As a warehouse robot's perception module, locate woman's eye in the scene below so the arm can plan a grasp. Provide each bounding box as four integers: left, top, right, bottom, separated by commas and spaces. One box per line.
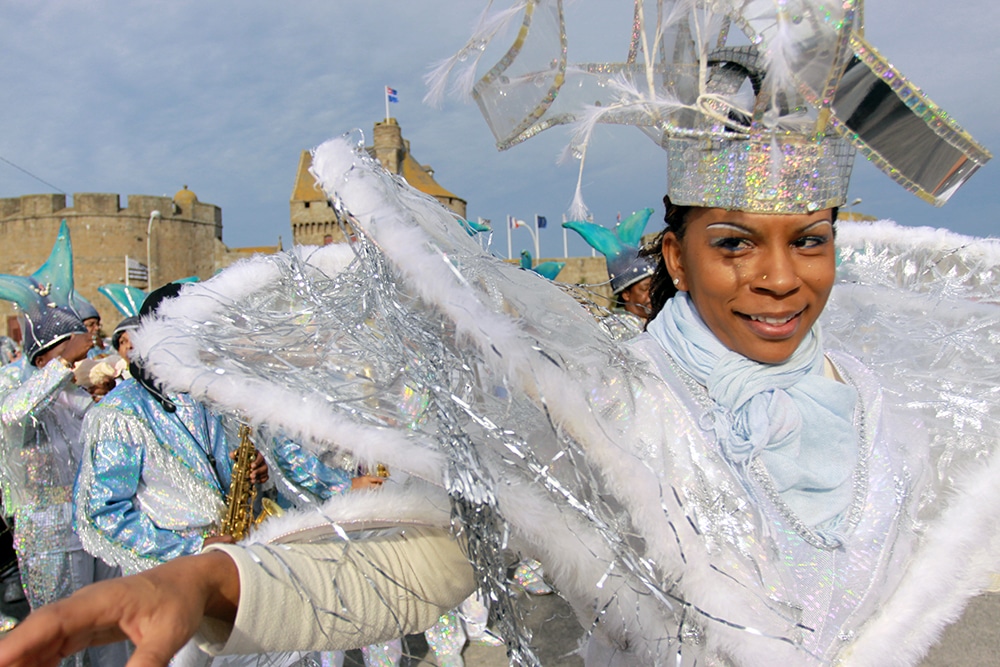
793, 234, 831, 249
709, 237, 752, 252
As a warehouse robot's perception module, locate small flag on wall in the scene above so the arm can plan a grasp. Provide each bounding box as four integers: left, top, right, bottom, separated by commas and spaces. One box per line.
125, 256, 148, 284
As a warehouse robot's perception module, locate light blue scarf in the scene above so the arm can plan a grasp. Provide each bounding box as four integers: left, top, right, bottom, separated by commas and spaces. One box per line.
647, 293, 858, 543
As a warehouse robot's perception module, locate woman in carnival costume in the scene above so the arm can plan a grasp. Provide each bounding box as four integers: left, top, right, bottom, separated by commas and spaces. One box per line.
0, 1, 998, 666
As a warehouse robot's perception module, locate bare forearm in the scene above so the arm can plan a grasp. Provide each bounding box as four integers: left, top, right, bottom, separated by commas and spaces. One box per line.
0, 550, 241, 667
158, 550, 240, 624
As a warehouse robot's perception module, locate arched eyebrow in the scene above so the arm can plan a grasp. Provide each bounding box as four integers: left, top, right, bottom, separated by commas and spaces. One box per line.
798, 220, 834, 233
704, 219, 834, 236
705, 222, 753, 234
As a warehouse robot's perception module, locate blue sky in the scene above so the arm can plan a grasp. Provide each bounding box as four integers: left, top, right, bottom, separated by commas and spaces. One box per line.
1, 1, 996, 260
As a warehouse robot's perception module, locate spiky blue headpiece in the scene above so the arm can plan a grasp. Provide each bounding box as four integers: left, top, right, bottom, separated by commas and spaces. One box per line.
0, 220, 90, 362
563, 208, 655, 295
519, 250, 565, 281
98, 284, 149, 318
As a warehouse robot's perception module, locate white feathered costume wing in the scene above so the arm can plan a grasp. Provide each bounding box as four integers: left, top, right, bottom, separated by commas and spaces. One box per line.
133, 135, 1000, 666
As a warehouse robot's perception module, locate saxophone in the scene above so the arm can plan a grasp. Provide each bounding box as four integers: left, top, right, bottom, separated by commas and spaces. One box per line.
220, 423, 259, 541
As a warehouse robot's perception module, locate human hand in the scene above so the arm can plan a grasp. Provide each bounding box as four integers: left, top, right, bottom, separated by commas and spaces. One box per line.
0, 550, 239, 667
227, 450, 269, 485
350, 475, 385, 491
249, 451, 268, 485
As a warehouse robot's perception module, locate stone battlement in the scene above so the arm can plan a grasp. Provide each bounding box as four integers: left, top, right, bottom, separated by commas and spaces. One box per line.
0, 191, 221, 227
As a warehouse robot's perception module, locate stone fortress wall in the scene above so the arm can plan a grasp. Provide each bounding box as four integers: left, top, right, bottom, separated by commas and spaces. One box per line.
0, 187, 273, 336
3, 118, 625, 340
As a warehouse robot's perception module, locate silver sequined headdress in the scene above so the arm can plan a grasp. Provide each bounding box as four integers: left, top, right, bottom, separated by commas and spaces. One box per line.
427, 0, 990, 214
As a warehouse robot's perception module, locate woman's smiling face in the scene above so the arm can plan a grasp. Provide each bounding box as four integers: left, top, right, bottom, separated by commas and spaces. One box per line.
662, 207, 836, 364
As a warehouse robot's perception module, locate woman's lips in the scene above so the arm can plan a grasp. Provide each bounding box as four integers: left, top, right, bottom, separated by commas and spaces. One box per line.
738, 309, 803, 339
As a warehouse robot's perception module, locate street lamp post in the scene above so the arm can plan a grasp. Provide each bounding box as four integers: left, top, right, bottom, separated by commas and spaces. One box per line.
146, 210, 161, 288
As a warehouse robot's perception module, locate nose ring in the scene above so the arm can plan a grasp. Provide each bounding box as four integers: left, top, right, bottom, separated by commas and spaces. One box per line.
761, 274, 767, 280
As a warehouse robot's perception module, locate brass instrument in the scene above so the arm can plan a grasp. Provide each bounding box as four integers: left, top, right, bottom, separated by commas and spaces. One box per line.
220, 424, 282, 541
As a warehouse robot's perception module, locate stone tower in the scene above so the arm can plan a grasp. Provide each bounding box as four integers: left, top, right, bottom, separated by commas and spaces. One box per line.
290, 118, 467, 246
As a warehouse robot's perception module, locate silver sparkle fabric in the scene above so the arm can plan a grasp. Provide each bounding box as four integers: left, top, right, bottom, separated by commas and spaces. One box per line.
74, 378, 331, 667
433, 1, 989, 211
597, 311, 645, 343
132, 136, 1000, 666
0, 359, 91, 606
74, 378, 234, 576
0, 359, 130, 667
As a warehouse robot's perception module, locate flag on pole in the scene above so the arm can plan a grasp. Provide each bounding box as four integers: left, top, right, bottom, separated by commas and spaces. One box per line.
384, 86, 399, 123
125, 256, 148, 284
509, 216, 527, 229
535, 214, 548, 229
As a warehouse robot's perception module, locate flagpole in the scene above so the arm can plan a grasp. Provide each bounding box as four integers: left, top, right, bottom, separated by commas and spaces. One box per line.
385, 87, 390, 123
506, 216, 512, 260
561, 215, 568, 258
533, 215, 540, 259
522, 225, 539, 261
125, 255, 130, 287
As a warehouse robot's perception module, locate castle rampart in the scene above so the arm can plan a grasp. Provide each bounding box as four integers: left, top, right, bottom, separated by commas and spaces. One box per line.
0, 187, 225, 334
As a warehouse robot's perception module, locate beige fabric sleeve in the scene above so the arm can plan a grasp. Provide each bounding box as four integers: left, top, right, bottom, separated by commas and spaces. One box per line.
195, 526, 475, 655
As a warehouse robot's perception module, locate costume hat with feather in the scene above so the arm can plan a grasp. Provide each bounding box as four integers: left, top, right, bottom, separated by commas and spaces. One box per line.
563, 208, 655, 295
0, 220, 90, 363
427, 0, 989, 215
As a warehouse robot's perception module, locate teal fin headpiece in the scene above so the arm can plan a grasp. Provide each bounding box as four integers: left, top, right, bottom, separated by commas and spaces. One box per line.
564, 208, 655, 294
99, 284, 149, 318
519, 250, 565, 281
459, 218, 492, 236
0, 220, 88, 361
100, 276, 200, 318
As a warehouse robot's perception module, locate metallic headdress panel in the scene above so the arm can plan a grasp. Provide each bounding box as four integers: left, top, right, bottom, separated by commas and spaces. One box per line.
0, 220, 88, 362
429, 1, 990, 213
564, 208, 656, 294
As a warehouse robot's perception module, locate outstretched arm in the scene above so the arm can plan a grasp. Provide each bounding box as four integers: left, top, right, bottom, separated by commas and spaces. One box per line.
0, 550, 239, 667
0, 525, 474, 666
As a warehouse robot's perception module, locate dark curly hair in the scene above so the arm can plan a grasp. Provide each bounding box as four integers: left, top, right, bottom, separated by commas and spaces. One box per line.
639, 196, 693, 322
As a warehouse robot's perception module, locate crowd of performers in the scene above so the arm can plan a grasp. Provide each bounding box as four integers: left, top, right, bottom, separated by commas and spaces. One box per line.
0, 3, 998, 667
0, 217, 608, 667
